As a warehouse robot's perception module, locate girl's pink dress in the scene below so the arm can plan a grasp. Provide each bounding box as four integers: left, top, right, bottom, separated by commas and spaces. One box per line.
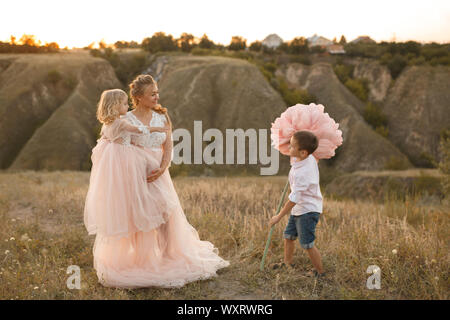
84, 114, 229, 288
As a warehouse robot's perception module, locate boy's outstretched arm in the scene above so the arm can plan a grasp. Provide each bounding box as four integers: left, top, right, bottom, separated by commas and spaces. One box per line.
268, 200, 296, 227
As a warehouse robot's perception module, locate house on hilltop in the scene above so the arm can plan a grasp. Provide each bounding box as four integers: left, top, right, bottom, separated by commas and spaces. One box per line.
350, 36, 376, 44
262, 34, 283, 49
307, 34, 345, 54
307, 34, 334, 47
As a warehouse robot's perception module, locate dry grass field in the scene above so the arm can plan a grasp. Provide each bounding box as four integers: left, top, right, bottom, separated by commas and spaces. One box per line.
0, 171, 448, 300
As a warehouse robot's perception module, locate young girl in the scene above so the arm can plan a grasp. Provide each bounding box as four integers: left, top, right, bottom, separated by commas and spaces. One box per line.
84, 89, 171, 238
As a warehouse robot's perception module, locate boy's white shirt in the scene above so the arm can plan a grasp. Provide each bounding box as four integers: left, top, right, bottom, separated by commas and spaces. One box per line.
288, 154, 323, 216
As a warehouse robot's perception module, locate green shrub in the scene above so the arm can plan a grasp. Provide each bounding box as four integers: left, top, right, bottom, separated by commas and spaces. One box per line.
408, 55, 426, 66
438, 129, 450, 198
63, 76, 77, 90
228, 36, 247, 51
310, 46, 326, 54
342, 41, 450, 68
429, 55, 450, 66
249, 41, 262, 52
418, 152, 437, 168
191, 47, 215, 56
89, 48, 102, 58
379, 52, 392, 65
230, 50, 253, 61
413, 173, 443, 197
90, 48, 148, 86
385, 177, 407, 199
384, 156, 410, 170
258, 66, 273, 82
276, 77, 316, 105
47, 70, 62, 84
288, 55, 311, 65
344, 42, 385, 59
282, 88, 316, 106
263, 62, 277, 73
363, 102, 388, 128
332, 63, 370, 102
421, 43, 449, 61
114, 53, 148, 85
333, 63, 354, 83
141, 32, 178, 53
375, 126, 389, 138
345, 78, 369, 101
386, 54, 407, 79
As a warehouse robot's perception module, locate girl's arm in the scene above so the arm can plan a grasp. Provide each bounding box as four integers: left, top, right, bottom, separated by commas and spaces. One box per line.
121, 120, 168, 134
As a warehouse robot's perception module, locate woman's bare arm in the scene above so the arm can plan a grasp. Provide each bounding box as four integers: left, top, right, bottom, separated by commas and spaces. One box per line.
160, 114, 173, 171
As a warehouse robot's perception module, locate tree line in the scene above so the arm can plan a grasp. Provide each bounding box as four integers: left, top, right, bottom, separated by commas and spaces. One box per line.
110, 32, 450, 73
131, 32, 312, 55
0, 35, 59, 53
345, 41, 450, 77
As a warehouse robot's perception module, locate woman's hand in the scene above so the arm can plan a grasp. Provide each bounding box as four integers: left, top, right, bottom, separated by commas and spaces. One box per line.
147, 168, 164, 183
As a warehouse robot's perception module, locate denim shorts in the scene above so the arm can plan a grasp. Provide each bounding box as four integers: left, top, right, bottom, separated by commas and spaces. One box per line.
283, 212, 321, 249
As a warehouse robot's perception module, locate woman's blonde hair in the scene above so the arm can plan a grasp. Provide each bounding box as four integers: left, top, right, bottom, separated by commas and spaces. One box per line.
96, 89, 128, 124
129, 74, 172, 128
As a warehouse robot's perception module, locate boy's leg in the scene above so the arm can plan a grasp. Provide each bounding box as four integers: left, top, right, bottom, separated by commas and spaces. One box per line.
284, 239, 296, 265
282, 215, 297, 266
297, 212, 324, 274
306, 246, 324, 274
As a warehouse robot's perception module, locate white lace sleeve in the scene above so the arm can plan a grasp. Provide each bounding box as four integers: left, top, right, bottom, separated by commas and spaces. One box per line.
135, 125, 150, 135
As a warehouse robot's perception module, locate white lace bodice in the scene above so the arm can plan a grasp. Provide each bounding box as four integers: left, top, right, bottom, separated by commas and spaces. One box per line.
125, 111, 167, 149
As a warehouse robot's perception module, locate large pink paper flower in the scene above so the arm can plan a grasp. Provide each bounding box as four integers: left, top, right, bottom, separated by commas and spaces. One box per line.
271, 103, 343, 160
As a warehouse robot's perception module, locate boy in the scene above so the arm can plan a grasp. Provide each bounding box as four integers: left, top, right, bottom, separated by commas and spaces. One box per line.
269, 131, 325, 278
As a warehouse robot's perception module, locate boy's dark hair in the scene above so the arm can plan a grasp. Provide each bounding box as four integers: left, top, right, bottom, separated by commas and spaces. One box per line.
292, 131, 318, 154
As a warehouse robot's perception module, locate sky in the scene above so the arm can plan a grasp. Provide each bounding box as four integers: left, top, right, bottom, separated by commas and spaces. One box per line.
1, 0, 450, 48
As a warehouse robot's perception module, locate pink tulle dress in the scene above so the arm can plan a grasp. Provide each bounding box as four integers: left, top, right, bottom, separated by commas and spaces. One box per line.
84, 113, 229, 288
270, 103, 343, 163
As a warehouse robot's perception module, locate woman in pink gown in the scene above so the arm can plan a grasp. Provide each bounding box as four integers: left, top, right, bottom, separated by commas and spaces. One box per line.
84, 77, 229, 289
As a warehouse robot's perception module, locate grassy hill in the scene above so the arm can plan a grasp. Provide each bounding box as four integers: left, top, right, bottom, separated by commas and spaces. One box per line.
381, 65, 450, 166
349, 57, 392, 102
1, 51, 448, 175
275, 62, 412, 172
156, 55, 290, 174
0, 52, 122, 170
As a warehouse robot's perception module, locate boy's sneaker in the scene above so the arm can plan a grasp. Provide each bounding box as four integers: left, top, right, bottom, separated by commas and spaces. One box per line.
308, 270, 327, 279
272, 262, 296, 270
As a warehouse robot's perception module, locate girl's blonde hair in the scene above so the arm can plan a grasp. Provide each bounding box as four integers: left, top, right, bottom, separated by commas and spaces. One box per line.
96, 89, 128, 124
129, 74, 172, 129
